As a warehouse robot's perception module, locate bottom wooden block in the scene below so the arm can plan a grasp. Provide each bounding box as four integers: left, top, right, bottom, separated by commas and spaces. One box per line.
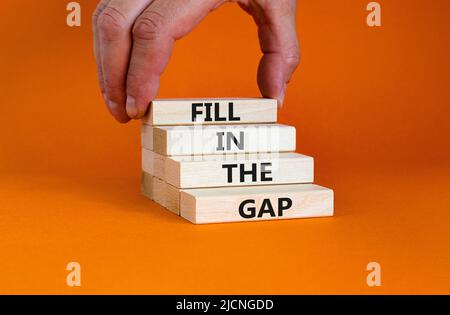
141, 171, 154, 200
142, 172, 333, 224
180, 184, 333, 224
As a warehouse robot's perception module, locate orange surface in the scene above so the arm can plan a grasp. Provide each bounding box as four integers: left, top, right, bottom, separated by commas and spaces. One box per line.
0, 0, 449, 294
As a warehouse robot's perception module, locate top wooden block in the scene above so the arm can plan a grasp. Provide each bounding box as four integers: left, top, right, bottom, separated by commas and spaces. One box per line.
141, 98, 277, 126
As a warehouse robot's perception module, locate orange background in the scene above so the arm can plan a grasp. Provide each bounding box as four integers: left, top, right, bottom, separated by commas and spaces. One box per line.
0, 0, 449, 294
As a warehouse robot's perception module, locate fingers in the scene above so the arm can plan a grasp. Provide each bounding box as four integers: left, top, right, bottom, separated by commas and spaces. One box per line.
240, 0, 300, 107
94, 0, 154, 123
93, 0, 297, 124
126, 0, 223, 119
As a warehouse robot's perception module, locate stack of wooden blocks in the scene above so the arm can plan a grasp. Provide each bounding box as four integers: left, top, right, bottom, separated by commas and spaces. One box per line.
141, 98, 333, 224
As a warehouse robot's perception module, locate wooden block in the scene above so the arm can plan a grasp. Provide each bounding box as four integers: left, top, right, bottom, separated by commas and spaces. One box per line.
142, 123, 296, 156
152, 176, 166, 206
141, 172, 180, 215
180, 184, 333, 224
142, 98, 277, 126
142, 149, 314, 188
143, 171, 332, 224
141, 123, 153, 150
141, 171, 154, 200
153, 176, 180, 214
164, 183, 181, 214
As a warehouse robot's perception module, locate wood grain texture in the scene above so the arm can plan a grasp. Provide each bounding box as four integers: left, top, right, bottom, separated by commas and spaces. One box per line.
142, 149, 314, 188
142, 98, 277, 126
180, 184, 333, 224
141, 123, 296, 156
141, 124, 153, 150
141, 172, 180, 214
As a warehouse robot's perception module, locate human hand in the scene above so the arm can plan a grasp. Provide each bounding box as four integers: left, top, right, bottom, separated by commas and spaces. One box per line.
93, 0, 300, 123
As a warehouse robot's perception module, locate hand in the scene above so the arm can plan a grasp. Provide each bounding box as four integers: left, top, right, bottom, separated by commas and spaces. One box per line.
93, 0, 300, 123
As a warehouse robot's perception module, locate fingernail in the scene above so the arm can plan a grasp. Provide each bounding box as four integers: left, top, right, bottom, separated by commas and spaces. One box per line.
278, 83, 287, 108
126, 96, 138, 118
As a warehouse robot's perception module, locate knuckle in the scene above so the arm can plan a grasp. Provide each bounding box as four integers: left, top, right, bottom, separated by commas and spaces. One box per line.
133, 10, 166, 41
97, 7, 129, 41
284, 46, 301, 69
